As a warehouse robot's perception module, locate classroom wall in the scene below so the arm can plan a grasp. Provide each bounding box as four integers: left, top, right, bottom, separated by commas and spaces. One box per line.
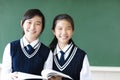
0, 0, 120, 66
91, 66, 120, 80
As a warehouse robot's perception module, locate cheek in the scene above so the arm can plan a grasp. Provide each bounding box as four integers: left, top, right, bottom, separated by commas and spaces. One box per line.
22, 24, 28, 30
23, 26, 28, 32
53, 31, 59, 36
37, 26, 42, 32
69, 32, 73, 37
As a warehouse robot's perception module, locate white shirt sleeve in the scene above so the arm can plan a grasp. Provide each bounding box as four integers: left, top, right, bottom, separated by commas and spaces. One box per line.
43, 50, 53, 69
1, 43, 13, 80
80, 55, 91, 80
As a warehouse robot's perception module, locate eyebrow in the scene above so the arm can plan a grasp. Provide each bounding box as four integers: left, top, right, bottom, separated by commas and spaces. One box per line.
36, 21, 42, 23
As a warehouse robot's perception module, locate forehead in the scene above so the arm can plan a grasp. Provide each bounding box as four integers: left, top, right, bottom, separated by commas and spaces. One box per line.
56, 19, 72, 26
26, 15, 42, 22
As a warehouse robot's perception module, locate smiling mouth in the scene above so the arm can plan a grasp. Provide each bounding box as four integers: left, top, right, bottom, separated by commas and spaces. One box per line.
60, 36, 68, 39
28, 30, 36, 33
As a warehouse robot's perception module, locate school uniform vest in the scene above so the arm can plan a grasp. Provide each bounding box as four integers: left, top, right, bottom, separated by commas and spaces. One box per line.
10, 40, 50, 76
53, 46, 86, 80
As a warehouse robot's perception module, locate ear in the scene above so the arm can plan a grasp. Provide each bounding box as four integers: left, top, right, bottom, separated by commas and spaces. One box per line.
20, 20, 23, 28
52, 30, 55, 35
72, 30, 74, 35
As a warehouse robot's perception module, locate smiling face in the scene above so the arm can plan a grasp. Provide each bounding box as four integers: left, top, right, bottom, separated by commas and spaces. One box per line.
53, 19, 74, 47
22, 15, 42, 42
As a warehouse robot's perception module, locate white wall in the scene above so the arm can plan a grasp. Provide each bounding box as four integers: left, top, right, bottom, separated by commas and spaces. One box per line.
91, 66, 120, 80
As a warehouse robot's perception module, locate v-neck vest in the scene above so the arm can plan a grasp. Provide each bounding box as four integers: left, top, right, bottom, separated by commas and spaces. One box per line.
53, 45, 86, 80
10, 40, 50, 76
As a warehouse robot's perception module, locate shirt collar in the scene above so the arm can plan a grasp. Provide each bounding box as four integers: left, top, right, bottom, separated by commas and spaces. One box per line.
22, 36, 40, 48
54, 42, 72, 55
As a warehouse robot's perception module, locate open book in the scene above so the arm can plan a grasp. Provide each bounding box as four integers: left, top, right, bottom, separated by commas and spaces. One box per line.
17, 69, 72, 80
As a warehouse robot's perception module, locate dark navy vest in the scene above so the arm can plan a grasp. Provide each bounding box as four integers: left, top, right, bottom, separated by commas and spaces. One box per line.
10, 40, 50, 76
53, 46, 86, 80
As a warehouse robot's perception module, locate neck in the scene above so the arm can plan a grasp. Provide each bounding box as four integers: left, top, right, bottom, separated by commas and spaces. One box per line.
58, 43, 67, 50
25, 36, 36, 43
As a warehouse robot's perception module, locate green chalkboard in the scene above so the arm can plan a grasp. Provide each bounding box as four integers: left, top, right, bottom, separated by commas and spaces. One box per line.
0, 0, 120, 66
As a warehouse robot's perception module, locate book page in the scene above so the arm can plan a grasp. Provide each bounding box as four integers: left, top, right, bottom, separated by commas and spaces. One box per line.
17, 72, 46, 80
41, 69, 72, 79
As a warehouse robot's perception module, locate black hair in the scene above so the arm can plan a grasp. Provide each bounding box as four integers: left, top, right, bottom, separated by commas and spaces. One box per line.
49, 14, 75, 52
21, 9, 45, 34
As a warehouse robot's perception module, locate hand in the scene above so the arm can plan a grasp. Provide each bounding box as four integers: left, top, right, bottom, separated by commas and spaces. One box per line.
11, 72, 19, 80
48, 76, 62, 80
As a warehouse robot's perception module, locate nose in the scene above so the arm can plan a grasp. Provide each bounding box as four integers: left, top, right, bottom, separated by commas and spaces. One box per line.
30, 23, 35, 30
62, 29, 67, 34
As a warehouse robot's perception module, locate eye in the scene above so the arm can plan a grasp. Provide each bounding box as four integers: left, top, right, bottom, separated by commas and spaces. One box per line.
36, 23, 41, 25
35, 21, 42, 25
67, 26, 72, 30
67, 28, 71, 30
58, 27, 62, 30
28, 22, 32, 24
26, 21, 31, 24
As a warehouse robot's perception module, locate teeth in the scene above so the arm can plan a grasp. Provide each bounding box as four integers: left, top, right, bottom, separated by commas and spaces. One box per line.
29, 30, 36, 33
60, 36, 68, 39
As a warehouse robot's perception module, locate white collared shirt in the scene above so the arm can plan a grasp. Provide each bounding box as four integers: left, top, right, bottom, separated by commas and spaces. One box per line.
55, 43, 73, 60
1, 36, 53, 80
22, 36, 39, 49
54, 43, 91, 80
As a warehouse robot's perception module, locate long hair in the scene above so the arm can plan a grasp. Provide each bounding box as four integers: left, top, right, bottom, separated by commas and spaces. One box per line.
49, 14, 75, 52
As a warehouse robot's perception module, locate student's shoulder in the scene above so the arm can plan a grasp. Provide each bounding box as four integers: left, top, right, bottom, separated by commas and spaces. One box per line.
75, 45, 87, 55
10, 39, 20, 45
41, 43, 50, 50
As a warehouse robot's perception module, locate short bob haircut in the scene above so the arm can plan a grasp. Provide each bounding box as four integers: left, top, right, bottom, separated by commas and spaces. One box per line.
21, 9, 45, 33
